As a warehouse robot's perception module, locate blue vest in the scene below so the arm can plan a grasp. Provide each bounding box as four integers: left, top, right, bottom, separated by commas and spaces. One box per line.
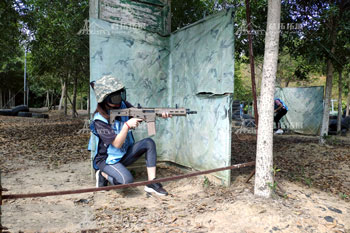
88, 102, 134, 169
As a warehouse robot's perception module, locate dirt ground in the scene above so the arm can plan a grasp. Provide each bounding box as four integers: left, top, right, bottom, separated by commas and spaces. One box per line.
1, 111, 350, 233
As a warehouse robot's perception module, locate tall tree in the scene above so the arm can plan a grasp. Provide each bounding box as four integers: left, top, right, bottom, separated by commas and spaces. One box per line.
319, 1, 350, 142
254, 0, 281, 198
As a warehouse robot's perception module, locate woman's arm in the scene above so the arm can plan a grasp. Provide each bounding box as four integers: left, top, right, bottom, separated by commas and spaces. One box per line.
274, 104, 283, 112
111, 118, 143, 148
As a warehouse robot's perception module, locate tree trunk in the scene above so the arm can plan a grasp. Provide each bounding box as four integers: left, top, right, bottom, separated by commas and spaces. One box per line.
285, 79, 290, 87
72, 75, 78, 118
347, 94, 350, 117
80, 95, 83, 110
51, 91, 54, 110
8, 90, 12, 107
254, 0, 281, 198
64, 74, 68, 116
319, 17, 337, 144
46, 91, 50, 108
337, 70, 343, 133
320, 60, 334, 142
245, 0, 259, 128
59, 78, 66, 111
66, 94, 78, 117
347, 74, 350, 117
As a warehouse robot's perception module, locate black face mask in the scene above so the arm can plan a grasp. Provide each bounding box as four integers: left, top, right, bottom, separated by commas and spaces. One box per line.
106, 90, 126, 107
108, 93, 122, 105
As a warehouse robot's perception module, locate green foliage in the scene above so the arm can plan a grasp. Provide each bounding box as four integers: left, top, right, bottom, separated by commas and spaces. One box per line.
339, 192, 349, 200
171, 0, 238, 32
0, 0, 25, 96
299, 166, 313, 188
267, 181, 278, 192
267, 167, 281, 194
22, 0, 89, 74
0, 0, 24, 68
234, 61, 252, 102
202, 176, 211, 188
233, 0, 267, 59
304, 177, 312, 188
288, 2, 350, 71
0, 55, 24, 91
272, 166, 281, 176
171, 0, 209, 31
277, 47, 312, 87
17, 0, 90, 107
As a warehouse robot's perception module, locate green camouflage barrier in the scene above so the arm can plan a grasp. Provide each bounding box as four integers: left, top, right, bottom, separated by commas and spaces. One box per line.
90, 6, 234, 185
275, 86, 324, 135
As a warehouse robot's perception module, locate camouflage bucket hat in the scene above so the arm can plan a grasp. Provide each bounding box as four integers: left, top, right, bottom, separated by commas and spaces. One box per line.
91, 75, 125, 103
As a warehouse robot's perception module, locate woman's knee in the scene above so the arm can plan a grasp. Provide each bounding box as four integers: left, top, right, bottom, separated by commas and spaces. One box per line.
105, 165, 134, 185
143, 138, 156, 149
112, 174, 134, 185
124, 175, 134, 184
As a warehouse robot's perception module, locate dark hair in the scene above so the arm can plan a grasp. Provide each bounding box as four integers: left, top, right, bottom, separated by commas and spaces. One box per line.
93, 101, 110, 120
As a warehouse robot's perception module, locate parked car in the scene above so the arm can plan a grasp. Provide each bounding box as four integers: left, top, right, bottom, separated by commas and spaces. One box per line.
328, 115, 350, 135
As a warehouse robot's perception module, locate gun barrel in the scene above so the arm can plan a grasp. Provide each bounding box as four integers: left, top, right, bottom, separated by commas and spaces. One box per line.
186, 109, 197, 114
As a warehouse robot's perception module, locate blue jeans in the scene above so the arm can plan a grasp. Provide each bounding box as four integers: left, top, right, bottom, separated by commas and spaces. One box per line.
97, 138, 157, 185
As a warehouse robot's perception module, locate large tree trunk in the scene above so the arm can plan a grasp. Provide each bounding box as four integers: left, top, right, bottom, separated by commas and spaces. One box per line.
320, 60, 334, 142
58, 78, 66, 111
254, 0, 281, 198
72, 75, 78, 118
319, 16, 337, 144
337, 70, 343, 133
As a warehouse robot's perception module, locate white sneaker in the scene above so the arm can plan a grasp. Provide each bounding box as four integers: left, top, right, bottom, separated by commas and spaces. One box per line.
96, 170, 108, 187
274, 129, 284, 135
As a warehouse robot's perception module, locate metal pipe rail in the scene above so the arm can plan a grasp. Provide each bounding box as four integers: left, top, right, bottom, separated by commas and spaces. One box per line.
2, 161, 255, 200
0, 161, 255, 232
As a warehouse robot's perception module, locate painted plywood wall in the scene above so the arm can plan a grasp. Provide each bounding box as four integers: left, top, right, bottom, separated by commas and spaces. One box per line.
90, 0, 234, 185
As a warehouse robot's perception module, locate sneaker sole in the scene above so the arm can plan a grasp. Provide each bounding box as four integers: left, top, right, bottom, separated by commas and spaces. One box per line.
144, 186, 167, 196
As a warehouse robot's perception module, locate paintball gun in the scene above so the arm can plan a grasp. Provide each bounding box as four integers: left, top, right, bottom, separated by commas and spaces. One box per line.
110, 105, 197, 136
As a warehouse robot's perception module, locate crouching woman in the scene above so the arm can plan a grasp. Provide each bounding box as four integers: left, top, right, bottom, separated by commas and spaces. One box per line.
89, 75, 169, 196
